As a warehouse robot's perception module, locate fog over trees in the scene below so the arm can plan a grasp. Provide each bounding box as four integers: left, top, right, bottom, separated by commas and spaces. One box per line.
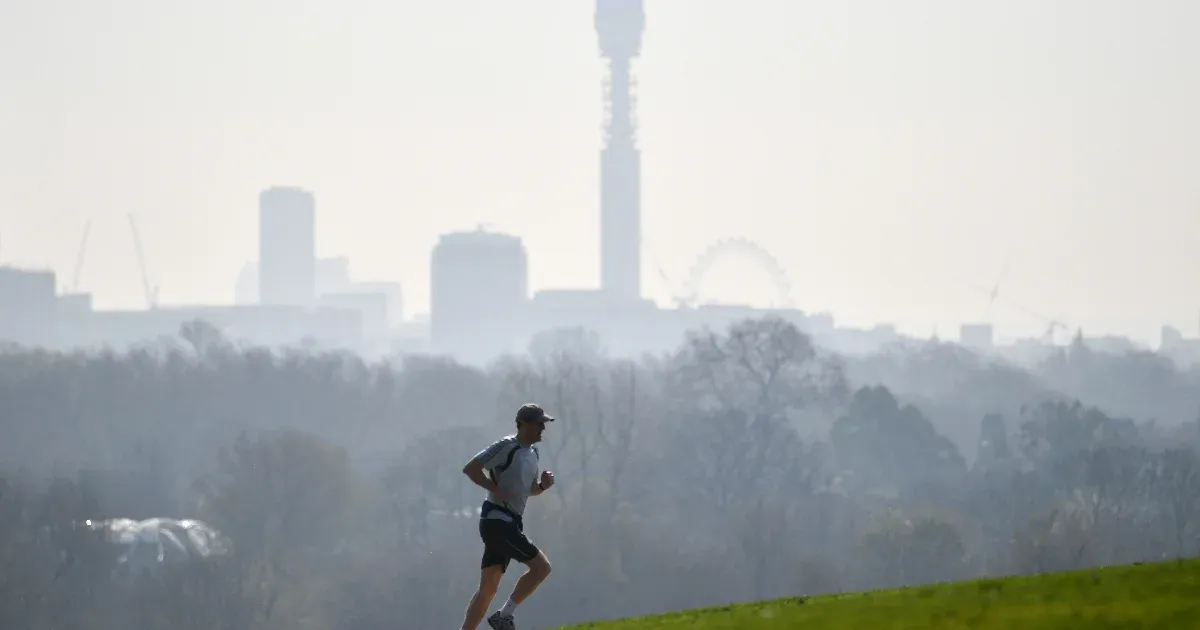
2, 316, 1198, 629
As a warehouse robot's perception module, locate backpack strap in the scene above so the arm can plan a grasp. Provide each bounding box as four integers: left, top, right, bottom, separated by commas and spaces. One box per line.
488, 442, 521, 484
496, 443, 520, 474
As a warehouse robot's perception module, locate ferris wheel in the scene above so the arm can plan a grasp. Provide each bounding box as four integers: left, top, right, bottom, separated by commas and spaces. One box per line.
672, 237, 796, 309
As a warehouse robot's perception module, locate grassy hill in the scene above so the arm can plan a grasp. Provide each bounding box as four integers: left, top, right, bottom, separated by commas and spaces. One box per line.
562, 559, 1200, 629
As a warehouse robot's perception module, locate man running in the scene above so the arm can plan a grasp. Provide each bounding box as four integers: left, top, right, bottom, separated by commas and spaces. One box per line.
459, 403, 557, 630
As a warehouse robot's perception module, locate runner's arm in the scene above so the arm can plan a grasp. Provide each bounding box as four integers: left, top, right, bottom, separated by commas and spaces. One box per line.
530, 470, 554, 496
463, 459, 500, 493
463, 439, 509, 493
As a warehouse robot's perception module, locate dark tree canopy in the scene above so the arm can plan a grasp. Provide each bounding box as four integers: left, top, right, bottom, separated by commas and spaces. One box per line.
0, 315, 1197, 629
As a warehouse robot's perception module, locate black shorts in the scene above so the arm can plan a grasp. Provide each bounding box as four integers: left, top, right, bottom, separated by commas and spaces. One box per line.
479, 517, 539, 573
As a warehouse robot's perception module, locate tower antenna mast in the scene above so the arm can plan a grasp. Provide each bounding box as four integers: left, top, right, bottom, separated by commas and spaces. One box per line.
596, 0, 645, 301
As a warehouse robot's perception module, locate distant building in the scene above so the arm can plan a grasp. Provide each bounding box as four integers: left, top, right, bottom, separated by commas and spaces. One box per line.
1160, 325, 1200, 368
1082, 334, 1141, 354
527, 289, 664, 355
522, 295, 848, 359
430, 228, 528, 363
346, 281, 404, 327
316, 256, 352, 296
234, 262, 258, 305
87, 305, 362, 351
258, 186, 316, 307
1162, 325, 1185, 349
0, 266, 58, 349
237, 259, 403, 327
960, 323, 994, 351
57, 293, 94, 348
318, 292, 388, 341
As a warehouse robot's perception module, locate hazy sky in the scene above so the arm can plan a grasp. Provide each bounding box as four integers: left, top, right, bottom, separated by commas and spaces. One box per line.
1, 0, 1197, 344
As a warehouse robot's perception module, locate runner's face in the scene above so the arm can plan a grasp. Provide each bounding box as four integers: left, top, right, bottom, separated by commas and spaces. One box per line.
519, 419, 546, 443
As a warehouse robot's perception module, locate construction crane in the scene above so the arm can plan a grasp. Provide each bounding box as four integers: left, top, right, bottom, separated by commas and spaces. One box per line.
643, 236, 691, 308
126, 214, 159, 309
968, 280, 1069, 345
1043, 320, 1068, 344
70, 219, 92, 293
982, 248, 1013, 323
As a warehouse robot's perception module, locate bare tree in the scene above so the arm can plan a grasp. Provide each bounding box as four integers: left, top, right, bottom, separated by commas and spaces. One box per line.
1148, 447, 1200, 557
664, 318, 844, 515
672, 316, 845, 419
594, 360, 643, 528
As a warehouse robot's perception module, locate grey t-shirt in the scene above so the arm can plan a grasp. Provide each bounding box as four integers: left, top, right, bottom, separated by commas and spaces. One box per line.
471, 435, 540, 519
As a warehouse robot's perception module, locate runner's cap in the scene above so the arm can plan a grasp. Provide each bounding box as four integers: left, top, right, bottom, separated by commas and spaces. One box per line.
516, 403, 555, 423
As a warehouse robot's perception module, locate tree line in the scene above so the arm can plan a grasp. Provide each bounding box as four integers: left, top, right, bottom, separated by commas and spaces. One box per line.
1, 316, 1198, 629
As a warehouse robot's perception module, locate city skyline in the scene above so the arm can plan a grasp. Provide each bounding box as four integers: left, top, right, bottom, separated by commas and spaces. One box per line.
2, 0, 1198, 344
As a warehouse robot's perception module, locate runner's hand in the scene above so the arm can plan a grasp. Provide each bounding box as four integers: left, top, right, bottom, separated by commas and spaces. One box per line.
539, 470, 555, 490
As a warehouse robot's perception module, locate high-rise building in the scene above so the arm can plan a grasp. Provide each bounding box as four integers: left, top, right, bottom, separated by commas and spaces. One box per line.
0, 266, 58, 348
430, 228, 528, 363
596, 0, 645, 301
258, 187, 316, 307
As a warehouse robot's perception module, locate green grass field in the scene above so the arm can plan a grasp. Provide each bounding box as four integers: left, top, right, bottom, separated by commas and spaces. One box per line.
562, 559, 1200, 629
